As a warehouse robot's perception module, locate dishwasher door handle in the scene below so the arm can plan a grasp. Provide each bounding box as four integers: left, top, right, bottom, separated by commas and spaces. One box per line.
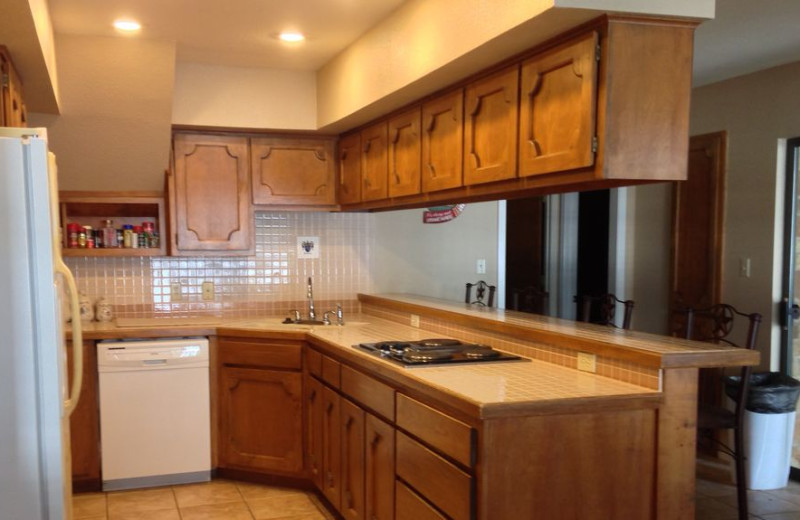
142, 359, 168, 365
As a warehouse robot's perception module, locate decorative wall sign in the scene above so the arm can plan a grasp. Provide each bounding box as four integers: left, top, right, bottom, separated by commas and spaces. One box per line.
423, 204, 466, 224
297, 236, 320, 259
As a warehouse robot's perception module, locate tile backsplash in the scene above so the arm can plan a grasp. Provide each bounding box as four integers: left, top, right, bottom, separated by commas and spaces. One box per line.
66, 212, 375, 318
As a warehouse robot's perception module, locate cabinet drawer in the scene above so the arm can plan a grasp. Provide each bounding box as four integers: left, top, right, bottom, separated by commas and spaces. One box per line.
396, 432, 471, 520
322, 355, 341, 388
396, 480, 446, 520
341, 365, 395, 421
219, 339, 302, 370
306, 348, 322, 378
397, 394, 473, 467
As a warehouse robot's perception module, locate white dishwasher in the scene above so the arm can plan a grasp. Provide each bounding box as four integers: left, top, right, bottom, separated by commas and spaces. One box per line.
98, 338, 211, 491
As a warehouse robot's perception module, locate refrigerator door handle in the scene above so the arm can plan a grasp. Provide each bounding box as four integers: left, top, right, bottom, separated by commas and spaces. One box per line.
47, 151, 83, 416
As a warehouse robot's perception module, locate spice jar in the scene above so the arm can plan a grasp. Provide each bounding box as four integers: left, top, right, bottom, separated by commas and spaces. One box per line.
84, 226, 94, 248
78, 226, 87, 248
67, 223, 80, 248
135, 225, 146, 248
122, 225, 133, 248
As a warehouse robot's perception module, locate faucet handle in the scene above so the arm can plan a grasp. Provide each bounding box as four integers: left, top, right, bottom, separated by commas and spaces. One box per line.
322, 311, 333, 326
288, 309, 301, 322
335, 303, 344, 326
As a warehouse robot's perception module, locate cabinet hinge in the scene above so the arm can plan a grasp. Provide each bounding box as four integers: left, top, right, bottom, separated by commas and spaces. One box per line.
595, 43, 601, 62
591, 136, 598, 153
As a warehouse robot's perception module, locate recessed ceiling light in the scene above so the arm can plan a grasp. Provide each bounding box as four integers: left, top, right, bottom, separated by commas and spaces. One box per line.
278, 31, 305, 43
113, 19, 141, 32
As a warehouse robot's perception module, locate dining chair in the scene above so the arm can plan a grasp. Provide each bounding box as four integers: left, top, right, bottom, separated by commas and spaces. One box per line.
675, 303, 762, 520
465, 281, 496, 307
575, 293, 634, 329
510, 286, 548, 315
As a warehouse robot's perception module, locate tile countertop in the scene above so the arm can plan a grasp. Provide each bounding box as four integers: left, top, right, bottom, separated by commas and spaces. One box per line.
359, 293, 761, 369
73, 311, 660, 419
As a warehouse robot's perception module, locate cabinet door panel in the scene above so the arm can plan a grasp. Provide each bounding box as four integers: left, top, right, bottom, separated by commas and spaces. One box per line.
366, 414, 395, 520
395, 481, 446, 520
422, 90, 463, 193
219, 367, 303, 475
251, 137, 336, 206
339, 133, 362, 204
322, 386, 342, 509
388, 108, 422, 198
362, 122, 389, 201
520, 31, 598, 176
172, 134, 253, 252
464, 67, 519, 186
68, 341, 100, 491
306, 376, 324, 489
340, 399, 365, 520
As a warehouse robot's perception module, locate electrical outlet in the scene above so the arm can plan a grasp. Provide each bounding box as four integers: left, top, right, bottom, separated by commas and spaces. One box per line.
577, 352, 597, 373
202, 281, 215, 301
410, 314, 420, 328
170, 282, 182, 302
476, 259, 486, 274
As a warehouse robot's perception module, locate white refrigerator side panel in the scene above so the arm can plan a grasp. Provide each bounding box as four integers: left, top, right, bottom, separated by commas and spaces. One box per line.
0, 137, 67, 520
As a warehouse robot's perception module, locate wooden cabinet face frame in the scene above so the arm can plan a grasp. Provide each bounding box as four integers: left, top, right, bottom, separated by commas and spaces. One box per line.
519, 31, 599, 177
463, 66, 520, 186
388, 108, 422, 198
339, 133, 362, 204
421, 90, 464, 193
340, 399, 366, 520
361, 122, 389, 201
251, 136, 337, 206
171, 133, 253, 253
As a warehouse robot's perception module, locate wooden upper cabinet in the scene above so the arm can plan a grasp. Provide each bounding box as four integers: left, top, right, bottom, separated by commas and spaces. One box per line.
519, 31, 599, 177
1, 46, 27, 127
422, 90, 464, 193
339, 133, 362, 205
171, 133, 253, 254
361, 122, 389, 201
388, 108, 422, 198
250, 137, 336, 206
463, 66, 519, 186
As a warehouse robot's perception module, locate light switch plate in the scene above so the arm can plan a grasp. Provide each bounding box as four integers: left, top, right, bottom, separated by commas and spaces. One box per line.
476, 259, 486, 274
297, 236, 320, 259
577, 352, 597, 373
170, 282, 182, 302
202, 281, 214, 301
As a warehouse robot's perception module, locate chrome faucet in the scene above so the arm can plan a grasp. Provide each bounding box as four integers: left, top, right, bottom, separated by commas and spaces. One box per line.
306, 277, 316, 321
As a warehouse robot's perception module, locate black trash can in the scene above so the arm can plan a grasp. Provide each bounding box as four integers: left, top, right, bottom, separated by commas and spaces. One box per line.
724, 372, 800, 489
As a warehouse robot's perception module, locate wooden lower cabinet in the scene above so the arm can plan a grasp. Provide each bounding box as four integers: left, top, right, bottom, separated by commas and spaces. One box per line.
321, 385, 342, 508
340, 399, 365, 520
67, 340, 101, 491
217, 336, 304, 477
219, 366, 303, 475
306, 375, 324, 488
365, 414, 395, 520
395, 481, 446, 520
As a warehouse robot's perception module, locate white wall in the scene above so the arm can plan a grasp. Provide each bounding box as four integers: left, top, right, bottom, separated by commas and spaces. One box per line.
373, 202, 500, 302
28, 35, 176, 191
689, 61, 800, 369
172, 63, 317, 130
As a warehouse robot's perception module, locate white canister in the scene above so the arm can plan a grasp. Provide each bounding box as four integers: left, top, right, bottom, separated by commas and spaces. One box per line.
95, 298, 113, 322
78, 293, 94, 322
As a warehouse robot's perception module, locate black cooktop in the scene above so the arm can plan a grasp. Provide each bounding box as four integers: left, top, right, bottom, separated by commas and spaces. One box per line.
353, 338, 526, 367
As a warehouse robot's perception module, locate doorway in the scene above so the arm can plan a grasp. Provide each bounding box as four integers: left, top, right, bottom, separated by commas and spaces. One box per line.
780, 136, 800, 473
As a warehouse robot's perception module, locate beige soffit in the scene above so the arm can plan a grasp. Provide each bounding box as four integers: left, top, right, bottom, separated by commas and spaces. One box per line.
0, 0, 60, 113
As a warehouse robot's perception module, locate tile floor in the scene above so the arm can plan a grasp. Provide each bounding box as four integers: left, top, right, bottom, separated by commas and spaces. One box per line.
74, 476, 800, 519
696, 478, 800, 519
72, 479, 334, 520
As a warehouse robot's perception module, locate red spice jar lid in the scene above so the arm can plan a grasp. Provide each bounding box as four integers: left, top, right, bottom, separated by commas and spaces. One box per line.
67, 223, 81, 232
133, 226, 143, 233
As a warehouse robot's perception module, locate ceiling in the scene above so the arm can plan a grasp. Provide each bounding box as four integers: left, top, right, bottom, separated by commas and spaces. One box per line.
48, 0, 407, 70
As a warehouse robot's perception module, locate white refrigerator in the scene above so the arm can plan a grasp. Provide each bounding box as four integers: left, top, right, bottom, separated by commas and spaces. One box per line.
0, 128, 83, 519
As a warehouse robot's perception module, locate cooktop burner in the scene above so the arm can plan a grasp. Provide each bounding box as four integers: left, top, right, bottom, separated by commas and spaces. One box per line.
354, 338, 527, 367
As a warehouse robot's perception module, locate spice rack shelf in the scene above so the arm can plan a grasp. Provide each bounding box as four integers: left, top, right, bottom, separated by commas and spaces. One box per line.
59, 191, 167, 257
